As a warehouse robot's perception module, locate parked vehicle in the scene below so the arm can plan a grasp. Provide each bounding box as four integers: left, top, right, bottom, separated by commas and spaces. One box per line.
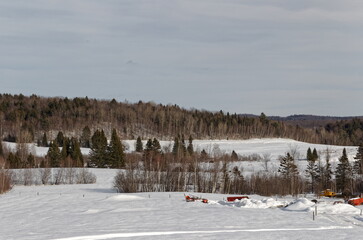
319, 189, 336, 197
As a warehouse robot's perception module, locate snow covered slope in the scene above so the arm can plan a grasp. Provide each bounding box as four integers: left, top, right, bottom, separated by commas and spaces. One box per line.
0, 169, 362, 240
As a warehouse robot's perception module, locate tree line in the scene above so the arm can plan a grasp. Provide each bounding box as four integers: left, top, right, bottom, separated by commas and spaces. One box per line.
1, 127, 363, 197
0, 127, 125, 170
114, 139, 363, 197
0, 93, 357, 146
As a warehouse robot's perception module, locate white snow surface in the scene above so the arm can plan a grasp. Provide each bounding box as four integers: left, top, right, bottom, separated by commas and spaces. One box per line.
0, 169, 362, 240
1, 138, 363, 239
215, 197, 288, 209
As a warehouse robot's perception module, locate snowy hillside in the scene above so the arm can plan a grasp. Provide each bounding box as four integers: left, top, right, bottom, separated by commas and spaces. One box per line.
0, 169, 362, 240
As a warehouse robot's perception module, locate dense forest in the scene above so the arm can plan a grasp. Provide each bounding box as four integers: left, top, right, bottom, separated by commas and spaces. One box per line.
0, 93, 362, 146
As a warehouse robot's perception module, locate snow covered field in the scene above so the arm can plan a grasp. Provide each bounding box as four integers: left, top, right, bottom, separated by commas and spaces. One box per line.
1, 138, 363, 239
0, 168, 362, 240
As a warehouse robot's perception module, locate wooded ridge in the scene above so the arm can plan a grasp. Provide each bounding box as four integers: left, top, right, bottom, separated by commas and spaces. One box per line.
0, 93, 362, 146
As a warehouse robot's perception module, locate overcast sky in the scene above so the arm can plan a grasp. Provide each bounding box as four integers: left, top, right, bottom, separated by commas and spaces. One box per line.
1, 0, 363, 116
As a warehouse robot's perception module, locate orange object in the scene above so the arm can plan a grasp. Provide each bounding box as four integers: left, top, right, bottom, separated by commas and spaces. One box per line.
348, 197, 363, 206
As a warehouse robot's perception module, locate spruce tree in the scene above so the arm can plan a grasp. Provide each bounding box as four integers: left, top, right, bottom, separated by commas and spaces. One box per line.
135, 136, 143, 152
200, 149, 208, 160
353, 144, 363, 175
306, 147, 313, 161
144, 138, 153, 154
312, 148, 318, 161
47, 141, 61, 167
278, 152, 299, 195
61, 137, 70, 160
89, 130, 108, 167
278, 153, 298, 178
143, 138, 154, 167
231, 150, 238, 161
80, 126, 91, 148
107, 129, 125, 168
335, 148, 352, 194
56, 131, 64, 147
305, 150, 319, 193
70, 137, 83, 167
152, 138, 161, 154
41, 133, 48, 147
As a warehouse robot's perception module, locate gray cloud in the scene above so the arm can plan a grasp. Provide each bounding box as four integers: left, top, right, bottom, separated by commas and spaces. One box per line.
0, 0, 362, 116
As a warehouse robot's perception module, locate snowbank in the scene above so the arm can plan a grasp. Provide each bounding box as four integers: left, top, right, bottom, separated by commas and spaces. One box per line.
215, 198, 288, 209
284, 198, 361, 215
284, 198, 316, 212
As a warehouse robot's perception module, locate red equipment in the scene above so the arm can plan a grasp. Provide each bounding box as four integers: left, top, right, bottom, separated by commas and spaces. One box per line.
185, 195, 208, 203
227, 196, 249, 202
348, 197, 363, 206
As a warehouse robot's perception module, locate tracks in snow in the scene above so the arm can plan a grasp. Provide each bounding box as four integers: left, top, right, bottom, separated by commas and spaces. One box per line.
52, 226, 353, 240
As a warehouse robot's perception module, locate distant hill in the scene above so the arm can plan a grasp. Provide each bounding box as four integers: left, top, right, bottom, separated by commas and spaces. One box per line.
268, 115, 363, 128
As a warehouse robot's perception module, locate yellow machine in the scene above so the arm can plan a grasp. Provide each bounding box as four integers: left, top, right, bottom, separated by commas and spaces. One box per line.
320, 189, 336, 197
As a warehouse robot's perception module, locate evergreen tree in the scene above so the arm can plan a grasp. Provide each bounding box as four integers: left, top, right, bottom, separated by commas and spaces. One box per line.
41, 133, 48, 147
353, 144, 363, 175
89, 129, 108, 167
145, 138, 153, 152
135, 136, 143, 152
56, 131, 64, 147
70, 137, 83, 167
335, 148, 352, 194
312, 148, 318, 161
152, 138, 161, 154
61, 137, 70, 160
80, 126, 91, 148
278, 152, 299, 195
305, 150, 320, 193
306, 147, 313, 161
278, 153, 298, 178
143, 138, 162, 165
322, 149, 333, 189
259, 112, 269, 124
143, 138, 154, 168
47, 141, 61, 167
200, 149, 208, 160
107, 129, 125, 168
231, 150, 238, 161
